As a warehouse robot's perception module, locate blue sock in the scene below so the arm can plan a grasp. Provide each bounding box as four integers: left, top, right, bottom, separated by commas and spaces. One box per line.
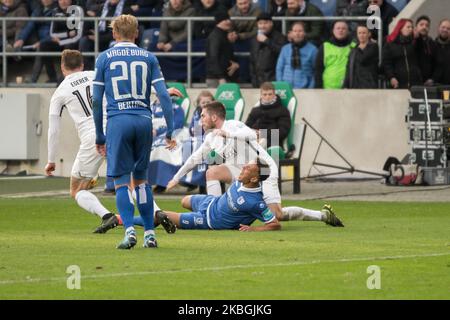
135, 183, 154, 232
115, 186, 135, 230
133, 216, 144, 226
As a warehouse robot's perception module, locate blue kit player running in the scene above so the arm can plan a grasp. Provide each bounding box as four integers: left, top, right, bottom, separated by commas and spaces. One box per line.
134, 160, 282, 231
92, 15, 176, 249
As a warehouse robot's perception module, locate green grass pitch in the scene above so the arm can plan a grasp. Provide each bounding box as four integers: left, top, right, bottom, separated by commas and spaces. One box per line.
0, 190, 449, 300
0, 178, 450, 300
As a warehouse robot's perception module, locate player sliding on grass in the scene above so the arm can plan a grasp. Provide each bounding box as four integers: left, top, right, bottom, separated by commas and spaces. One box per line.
127, 160, 344, 231
45, 49, 120, 234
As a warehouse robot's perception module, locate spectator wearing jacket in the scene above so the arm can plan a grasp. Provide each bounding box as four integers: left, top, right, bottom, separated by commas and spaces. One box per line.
227, 0, 262, 42
189, 90, 215, 137
285, 0, 324, 47
79, 0, 132, 70
276, 21, 317, 88
414, 15, 437, 86
315, 21, 356, 89
336, 0, 368, 35
433, 19, 450, 85
269, 0, 287, 33
0, 0, 28, 50
383, 18, 422, 89
344, 24, 379, 88
250, 12, 287, 88
85, 0, 106, 16
206, 12, 239, 87
14, 0, 55, 50
157, 0, 195, 52
367, 0, 398, 39
193, 0, 227, 39
245, 82, 291, 148
32, 0, 84, 82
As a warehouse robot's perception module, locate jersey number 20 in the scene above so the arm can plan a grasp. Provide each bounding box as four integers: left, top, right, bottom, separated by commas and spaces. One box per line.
110, 61, 147, 100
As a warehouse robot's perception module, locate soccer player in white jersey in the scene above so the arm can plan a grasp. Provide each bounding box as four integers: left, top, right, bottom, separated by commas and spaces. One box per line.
44, 49, 119, 233
166, 101, 344, 226
166, 101, 286, 218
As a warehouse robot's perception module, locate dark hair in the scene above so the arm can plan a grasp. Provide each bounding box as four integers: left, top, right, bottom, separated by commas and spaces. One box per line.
257, 158, 270, 182
290, 21, 305, 31
416, 15, 431, 26
260, 82, 275, 91
61, 49, 83, 70
204, 101, 226, 119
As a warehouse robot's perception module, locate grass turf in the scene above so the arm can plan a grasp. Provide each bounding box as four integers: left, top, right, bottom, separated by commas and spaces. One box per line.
0, 196, 449, 300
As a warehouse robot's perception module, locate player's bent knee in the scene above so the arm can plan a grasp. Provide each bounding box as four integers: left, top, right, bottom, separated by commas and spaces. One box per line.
181, 196, 192, 209
206, 167, 219, 180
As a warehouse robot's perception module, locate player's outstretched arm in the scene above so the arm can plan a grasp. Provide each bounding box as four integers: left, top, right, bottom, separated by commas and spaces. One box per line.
239, 219, 281, 232
166, 135, 213, 191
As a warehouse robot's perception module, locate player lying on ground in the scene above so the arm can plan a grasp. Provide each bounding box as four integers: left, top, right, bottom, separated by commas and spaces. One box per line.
166, 101, 288, 220
165, 101, 338, 224
125, 160, 344, 231
45, 49, 120, 234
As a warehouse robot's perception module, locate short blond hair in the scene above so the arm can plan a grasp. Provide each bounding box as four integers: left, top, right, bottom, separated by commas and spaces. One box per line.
111, 14, 138, 40
61, 49, 83, 70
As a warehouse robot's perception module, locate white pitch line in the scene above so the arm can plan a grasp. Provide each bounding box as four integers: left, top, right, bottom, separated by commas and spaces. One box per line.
0, 187, 104, 199
0, 252, 448, 286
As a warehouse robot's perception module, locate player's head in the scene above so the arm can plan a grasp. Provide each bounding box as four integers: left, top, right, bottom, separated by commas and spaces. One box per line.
238, 159, 270, 185
260, 82, 276, 104
111, 14, 139, 42
196, 90, 215, 108
61, 49, 84, 76
201, 101, 226, 130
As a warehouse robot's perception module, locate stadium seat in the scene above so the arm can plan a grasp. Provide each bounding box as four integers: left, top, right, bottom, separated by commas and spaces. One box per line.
214, 83, 245, 121
309, 0, 337, 17
270, 81, 297, 155
166, 82, 191, 124
386, 0, 408, 12
267, 81, 303, 194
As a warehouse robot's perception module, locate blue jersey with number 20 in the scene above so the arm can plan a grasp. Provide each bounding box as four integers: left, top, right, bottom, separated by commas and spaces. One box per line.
93, 42, 164, 118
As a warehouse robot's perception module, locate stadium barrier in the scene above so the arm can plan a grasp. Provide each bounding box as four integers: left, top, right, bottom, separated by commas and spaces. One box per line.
0, 15, 382, 88
0, 88, 410, 181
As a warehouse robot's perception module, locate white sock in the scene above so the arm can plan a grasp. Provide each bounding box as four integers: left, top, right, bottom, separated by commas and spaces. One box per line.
153, 200, 161, 213
207, 180, 222, 196
75, 190, 110, 218
281, 206, 324, 221
125, 226, 135, 235
144, 229, 155, 237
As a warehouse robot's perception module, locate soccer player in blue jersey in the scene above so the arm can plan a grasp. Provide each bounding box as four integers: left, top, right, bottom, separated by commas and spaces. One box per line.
135, 160, 282, 231
92, 15, 176, 249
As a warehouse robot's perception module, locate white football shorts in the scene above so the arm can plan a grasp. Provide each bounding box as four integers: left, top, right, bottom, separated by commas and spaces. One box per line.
71, 130, 104, 179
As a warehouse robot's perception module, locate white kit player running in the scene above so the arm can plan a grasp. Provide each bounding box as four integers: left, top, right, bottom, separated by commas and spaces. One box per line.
44, 50, 119, 233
